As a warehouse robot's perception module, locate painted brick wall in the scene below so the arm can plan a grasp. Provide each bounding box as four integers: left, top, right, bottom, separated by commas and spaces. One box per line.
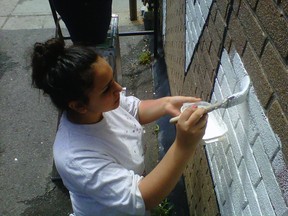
163, 0, 220, 215
207, 48, 288, 215
163, 0, 288, 215
185, 0, 213, 71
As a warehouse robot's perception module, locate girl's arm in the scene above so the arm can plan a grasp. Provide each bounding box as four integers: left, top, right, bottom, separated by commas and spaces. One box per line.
138, 96, 201, 124
138, 106, 208, 210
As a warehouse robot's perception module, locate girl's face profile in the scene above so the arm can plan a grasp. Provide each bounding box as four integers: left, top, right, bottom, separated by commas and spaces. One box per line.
86, 57, 122, 115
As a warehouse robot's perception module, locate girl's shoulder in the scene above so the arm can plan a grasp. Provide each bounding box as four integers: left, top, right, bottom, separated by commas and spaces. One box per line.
120, 95, 141, 118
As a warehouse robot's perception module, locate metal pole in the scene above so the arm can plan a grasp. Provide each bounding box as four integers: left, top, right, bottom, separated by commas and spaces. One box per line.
119, 30, 154, 36
154, 0, 158, 57
129, 0, 137, 21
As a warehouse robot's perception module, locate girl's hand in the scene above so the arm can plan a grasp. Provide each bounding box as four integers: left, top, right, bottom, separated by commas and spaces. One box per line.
175, 106, 208, 149
165, 96, 201, 117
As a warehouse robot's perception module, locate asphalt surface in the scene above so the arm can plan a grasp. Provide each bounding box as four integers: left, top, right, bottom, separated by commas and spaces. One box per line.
0, 0, 159, 215
0, 28, 63, 216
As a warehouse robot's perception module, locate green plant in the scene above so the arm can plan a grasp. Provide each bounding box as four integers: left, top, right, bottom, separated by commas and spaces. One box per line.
139, 51, 151, 65
151, 199, 174, 216
153, 124, 160, 136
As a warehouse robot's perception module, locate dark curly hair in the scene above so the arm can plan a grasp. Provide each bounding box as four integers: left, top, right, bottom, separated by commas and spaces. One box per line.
31, 38, 99, 111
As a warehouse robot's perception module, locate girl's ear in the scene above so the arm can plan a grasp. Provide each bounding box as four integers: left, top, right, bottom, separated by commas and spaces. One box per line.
68, 101, 88, 114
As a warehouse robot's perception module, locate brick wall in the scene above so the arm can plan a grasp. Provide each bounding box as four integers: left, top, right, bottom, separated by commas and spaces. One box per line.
163, 0, 288, 215
164, 0, 220, 215
164, 0, 186, 95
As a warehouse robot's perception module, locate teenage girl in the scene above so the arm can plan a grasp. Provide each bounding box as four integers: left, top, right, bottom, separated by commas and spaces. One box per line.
31, 38, 208, 216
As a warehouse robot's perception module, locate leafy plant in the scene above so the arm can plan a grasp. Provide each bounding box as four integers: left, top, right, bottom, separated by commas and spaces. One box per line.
153, 124, 160, 136
151, 199, 174, 216
139, 51, 151, 65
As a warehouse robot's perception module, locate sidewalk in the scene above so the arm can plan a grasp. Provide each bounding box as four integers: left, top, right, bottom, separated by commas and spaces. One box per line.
0, 0, 157, 215
0, 0, 143, 30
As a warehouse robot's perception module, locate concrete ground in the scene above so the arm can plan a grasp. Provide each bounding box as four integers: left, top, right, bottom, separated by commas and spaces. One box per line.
0, 0, 158, 215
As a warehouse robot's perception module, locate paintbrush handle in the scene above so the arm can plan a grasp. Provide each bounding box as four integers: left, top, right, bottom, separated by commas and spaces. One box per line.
169, 101, 222, 124
169, 115, 180, 124
204, 101, 223, 113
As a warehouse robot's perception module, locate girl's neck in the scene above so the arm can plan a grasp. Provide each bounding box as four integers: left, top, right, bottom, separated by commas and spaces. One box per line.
66, 110, 103, 124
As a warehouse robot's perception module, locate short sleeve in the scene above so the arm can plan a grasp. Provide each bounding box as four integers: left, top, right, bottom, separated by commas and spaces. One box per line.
120, 95, 141, 120
66, 155, 146, 215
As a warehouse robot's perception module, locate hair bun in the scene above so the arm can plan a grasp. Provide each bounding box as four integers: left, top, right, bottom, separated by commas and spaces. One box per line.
34, 38, 65, 63
45, 38, 65, 57
31, 38, 65, 91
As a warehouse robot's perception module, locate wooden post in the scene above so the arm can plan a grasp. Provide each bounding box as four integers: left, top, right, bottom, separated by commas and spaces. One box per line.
129, 0, 137, 21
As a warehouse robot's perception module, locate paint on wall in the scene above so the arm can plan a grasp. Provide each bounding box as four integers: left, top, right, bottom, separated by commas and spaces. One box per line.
185, 0, 213, 72
205, 48, 288, 216
162, 0, 166, 43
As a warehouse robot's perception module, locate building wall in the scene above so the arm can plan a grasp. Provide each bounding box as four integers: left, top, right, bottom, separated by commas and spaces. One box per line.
163, 0, 288, 215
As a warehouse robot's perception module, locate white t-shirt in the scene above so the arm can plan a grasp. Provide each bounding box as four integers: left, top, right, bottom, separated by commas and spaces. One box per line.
53, 96, 146, 216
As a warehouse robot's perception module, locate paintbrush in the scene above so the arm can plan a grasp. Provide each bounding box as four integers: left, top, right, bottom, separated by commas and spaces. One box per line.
170, 76, 251, 124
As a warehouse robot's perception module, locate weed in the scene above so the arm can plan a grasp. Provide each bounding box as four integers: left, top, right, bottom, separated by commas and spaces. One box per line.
151, 199, 174, 216
153, 124, 160, 136
139, 51, 151, 65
